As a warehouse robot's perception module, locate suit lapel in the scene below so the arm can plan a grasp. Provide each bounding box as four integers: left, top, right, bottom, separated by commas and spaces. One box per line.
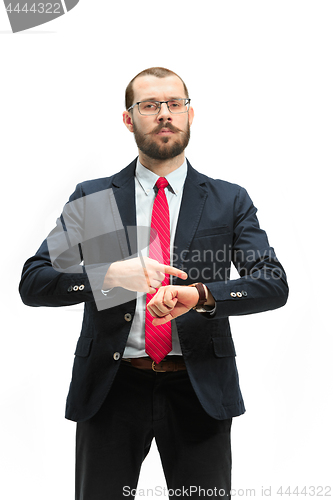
173, 161, 208, 283
110, 159, 138, 258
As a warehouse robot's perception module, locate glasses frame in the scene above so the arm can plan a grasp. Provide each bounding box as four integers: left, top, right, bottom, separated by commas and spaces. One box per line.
127, 98, 191, 115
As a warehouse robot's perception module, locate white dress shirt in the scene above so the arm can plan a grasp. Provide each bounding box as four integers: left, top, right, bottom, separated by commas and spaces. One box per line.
123, 158, 187, 358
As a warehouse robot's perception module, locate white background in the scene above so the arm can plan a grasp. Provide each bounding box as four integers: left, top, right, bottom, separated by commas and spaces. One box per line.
1, 1, 332, 498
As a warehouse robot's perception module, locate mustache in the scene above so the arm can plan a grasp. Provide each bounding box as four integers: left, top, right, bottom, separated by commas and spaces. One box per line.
146, 122, 183, 135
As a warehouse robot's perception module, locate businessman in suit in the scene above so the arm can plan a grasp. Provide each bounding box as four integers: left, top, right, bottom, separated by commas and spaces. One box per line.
19, 67, 288, 499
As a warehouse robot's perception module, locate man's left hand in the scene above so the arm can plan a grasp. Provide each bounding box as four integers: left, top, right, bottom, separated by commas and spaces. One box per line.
147, 285, 199, 326
147, 285, 206, 325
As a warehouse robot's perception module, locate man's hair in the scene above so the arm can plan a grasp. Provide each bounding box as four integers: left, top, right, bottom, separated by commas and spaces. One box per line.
125, 67, 189, 111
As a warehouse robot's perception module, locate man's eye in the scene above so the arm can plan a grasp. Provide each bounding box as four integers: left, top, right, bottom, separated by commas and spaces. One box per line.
143, 103, 157, 109
169, 101, 181, 108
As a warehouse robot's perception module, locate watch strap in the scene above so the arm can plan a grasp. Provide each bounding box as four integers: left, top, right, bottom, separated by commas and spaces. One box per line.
189, 282, 207, 308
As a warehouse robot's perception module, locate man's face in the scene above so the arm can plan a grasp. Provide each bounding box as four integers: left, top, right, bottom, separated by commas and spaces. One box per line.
123, 75, 194, 161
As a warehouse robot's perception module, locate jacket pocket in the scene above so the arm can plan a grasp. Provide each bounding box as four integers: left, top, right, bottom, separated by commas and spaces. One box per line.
212, 336, 236, 357
195, 225, 230, 238
74, 336, 93, 357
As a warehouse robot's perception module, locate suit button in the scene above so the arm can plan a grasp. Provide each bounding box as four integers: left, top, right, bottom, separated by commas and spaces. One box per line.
241, 290, 248, 296
236, 292, 242, 297
79, 284, 85, 291
113, 352, 121, 361
124, 313, 132, 322
67, 286, 73, 292
73, 285, 79, 291
230, 292, 237, 297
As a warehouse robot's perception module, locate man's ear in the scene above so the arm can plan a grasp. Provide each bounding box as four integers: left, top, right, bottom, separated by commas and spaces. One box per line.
123, 111, 134, 133
188, 106, 194, 127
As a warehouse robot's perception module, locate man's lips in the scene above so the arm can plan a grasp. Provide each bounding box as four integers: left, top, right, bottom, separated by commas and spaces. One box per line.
156, 129, 174, 135
145, 124, 181, 136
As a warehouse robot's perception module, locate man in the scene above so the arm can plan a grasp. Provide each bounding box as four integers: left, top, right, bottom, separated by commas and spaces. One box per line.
19, 67, 288, 499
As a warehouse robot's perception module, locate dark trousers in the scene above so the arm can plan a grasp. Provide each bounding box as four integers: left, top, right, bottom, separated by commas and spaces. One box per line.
75, 360, 232, 499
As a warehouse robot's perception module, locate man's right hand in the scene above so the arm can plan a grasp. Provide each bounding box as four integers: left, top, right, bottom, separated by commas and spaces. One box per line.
102, 257, 188, 294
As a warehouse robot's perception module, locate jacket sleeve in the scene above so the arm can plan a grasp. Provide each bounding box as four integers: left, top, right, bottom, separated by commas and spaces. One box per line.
204, 187, 289, 318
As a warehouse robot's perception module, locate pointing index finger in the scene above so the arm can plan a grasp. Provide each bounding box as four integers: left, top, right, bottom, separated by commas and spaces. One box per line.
164, 265, 187, 280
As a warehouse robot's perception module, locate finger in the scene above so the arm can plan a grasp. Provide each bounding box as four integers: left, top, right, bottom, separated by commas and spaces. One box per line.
142, 264, 159, 294
155, 271, 165, 281
147, 287, 170, 314
152, 314, 173, 326
163, 266, 187, 280
146, 287, 164, 312
146, 270, 164, 290
163, 289, 177, 309
148, 298, 173, 317
164, 300, 176, 310
148, 303, 167, 317
148, 290, 177, 317
151, 278, 163, 289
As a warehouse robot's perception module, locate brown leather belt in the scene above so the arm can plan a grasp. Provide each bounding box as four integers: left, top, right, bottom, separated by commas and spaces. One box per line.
123, 357, 186, 373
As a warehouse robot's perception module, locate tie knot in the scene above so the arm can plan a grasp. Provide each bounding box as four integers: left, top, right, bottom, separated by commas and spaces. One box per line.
156, 177, 169, 190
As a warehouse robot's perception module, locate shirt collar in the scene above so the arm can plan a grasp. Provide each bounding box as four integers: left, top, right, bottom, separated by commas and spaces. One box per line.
135, 158, 188, 196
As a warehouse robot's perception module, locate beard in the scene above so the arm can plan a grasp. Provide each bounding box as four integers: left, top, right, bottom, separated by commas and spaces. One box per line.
132, 120, 191, 161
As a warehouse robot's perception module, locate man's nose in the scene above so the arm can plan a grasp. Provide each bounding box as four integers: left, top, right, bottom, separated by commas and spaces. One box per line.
157, 102, 172, 120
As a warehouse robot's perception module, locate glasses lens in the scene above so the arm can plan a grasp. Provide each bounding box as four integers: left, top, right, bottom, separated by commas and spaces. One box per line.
138, 102, 160, 115
167, 99, 189, 114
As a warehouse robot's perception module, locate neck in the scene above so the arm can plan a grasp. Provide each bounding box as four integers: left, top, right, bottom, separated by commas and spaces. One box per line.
138, 151, 185, 177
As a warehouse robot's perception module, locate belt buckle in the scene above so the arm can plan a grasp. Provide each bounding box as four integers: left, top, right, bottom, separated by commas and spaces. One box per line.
152, 361, 167, 372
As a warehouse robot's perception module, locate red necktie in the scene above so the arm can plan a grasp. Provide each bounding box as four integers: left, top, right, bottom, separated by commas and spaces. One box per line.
145, 177, 172, 363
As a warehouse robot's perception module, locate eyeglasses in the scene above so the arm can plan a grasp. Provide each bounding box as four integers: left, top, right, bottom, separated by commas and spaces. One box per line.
127, 98, 191, 116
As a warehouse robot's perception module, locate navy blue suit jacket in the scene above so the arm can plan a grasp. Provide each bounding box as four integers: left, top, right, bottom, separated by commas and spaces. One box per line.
19, 159, 288, 422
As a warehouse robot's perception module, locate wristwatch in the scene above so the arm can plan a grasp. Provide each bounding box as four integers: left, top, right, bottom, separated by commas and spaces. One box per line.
189, 282, 210, 313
